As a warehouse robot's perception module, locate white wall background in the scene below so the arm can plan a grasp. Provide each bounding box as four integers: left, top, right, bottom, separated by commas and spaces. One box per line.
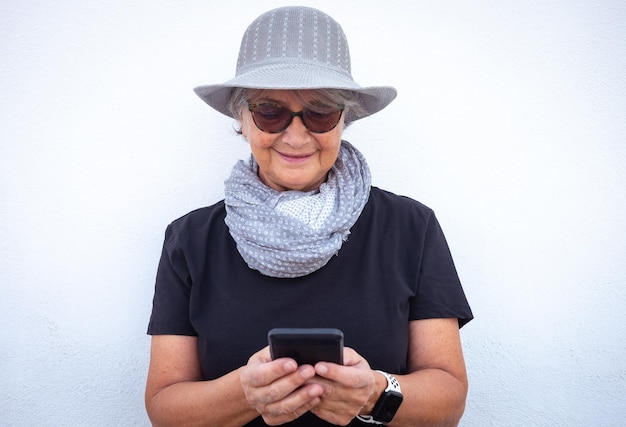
1, 0, 624, 425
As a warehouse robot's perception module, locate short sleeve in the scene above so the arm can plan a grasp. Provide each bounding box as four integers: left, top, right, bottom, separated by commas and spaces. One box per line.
411, 213, 473, 327
147, 224, 198, 336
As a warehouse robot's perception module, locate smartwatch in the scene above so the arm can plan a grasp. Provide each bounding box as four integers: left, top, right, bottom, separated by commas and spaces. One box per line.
356, 371, 404, 424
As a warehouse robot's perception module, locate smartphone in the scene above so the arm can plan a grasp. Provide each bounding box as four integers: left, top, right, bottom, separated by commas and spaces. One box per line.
268, 328, 344, 365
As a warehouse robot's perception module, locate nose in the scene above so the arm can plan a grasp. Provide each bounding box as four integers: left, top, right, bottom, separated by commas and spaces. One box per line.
282, 114, 311, 147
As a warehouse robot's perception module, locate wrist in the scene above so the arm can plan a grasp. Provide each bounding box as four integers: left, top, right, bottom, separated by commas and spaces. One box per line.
361, 370, 388, 415
357, 371, 404, 424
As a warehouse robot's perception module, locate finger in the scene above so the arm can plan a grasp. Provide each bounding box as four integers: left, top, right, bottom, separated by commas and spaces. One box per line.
256, 365, 317, 405
314, 349, 370, 388
248, 346, 273, 364
340, 347, 366, 367
261, 383, 323, 424
243, 357, 298, 388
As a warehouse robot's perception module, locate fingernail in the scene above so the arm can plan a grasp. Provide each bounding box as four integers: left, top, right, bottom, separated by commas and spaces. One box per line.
298, 365, 314, 378
316, 364, 328, 374
308, 385, 322, 397
284, 361, 297, 371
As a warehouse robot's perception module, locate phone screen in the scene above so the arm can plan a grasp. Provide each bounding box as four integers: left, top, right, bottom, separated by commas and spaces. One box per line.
268, 328, 344, 365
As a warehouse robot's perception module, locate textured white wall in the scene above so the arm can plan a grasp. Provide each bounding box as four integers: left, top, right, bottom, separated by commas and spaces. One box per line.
1, 1, 624, 426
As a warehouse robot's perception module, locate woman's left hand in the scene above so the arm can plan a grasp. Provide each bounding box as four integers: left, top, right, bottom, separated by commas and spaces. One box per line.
308, 347, 380, 425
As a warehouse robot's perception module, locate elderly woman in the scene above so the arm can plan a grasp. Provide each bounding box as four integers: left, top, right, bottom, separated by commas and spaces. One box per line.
146, 6, 472, 427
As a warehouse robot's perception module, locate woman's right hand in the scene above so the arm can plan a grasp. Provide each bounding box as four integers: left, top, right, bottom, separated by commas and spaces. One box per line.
240, 346, 324, 425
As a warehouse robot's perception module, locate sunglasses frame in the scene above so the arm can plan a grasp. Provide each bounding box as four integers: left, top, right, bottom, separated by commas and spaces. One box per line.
246, 102, 344, 134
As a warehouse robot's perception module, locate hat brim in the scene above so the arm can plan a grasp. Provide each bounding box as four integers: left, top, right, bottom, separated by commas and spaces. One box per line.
193, 62, 396, 123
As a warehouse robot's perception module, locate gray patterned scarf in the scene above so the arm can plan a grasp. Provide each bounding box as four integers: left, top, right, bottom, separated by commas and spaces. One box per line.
224, 140, 371, 278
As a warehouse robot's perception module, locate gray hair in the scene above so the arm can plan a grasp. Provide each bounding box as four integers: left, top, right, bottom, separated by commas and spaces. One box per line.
228, 88, 365, 133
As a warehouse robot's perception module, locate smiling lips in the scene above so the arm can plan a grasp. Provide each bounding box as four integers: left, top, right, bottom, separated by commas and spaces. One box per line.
277, 151, 315, 163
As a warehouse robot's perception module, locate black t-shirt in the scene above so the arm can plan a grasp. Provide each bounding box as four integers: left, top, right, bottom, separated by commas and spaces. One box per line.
148, 186, 473, 426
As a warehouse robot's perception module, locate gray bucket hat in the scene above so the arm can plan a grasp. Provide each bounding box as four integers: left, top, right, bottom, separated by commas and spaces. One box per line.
194, 6, 397, 123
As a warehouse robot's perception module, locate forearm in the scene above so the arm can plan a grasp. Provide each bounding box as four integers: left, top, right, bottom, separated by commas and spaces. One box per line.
360, 368, 467, 427
146, 367, 259, 427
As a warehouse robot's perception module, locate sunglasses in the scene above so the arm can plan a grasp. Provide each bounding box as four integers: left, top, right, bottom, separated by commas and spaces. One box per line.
246, 102, 344, 134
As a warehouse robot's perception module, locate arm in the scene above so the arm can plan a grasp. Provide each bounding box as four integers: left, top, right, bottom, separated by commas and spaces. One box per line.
311, 318, 468, 426
145, 335, 258, 427
364, 318, 468, 426
145, 335, 325, 427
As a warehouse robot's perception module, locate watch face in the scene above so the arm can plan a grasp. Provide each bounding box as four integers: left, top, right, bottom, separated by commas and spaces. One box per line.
374, 391, 404, 423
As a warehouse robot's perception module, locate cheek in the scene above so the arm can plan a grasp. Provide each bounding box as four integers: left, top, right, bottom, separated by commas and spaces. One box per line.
324, 121, 345, 157
323, 145, 341, 167
242, 118, 275, 162
321, 132, 343, 164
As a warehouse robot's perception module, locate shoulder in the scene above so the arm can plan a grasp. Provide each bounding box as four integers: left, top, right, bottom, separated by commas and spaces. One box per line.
169, 200, 226, 227
163, 200, 227, 246
367, 186, 435, 224
369, 186, 432, 210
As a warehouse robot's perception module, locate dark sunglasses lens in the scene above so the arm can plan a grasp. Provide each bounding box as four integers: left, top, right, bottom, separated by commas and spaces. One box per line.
303, 110, 343, 133
252, 104, 291, 133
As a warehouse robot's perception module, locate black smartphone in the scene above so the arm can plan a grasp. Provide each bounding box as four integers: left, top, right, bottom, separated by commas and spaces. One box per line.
268, 328, 344, 365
